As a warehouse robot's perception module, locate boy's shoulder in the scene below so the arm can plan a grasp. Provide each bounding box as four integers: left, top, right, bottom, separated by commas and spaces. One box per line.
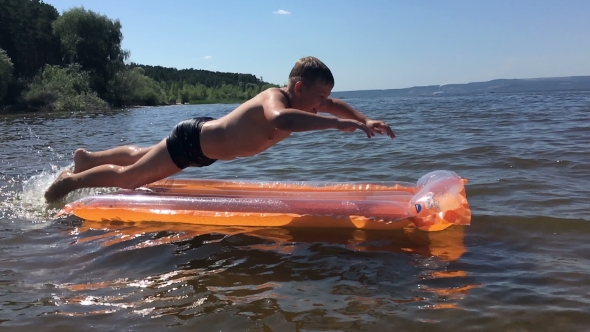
261, 87, 285, 97
252, 87, 290, 109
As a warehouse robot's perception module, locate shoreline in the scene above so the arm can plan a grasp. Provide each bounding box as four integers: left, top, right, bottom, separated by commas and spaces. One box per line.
0, 99, 247, 114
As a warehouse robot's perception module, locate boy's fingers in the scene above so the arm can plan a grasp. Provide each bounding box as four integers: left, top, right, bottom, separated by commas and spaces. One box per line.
387, 127, 395, 138
379, 124, 395, 138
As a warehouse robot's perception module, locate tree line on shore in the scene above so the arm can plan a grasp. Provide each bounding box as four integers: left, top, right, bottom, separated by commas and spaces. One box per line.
0, 0, 278, 112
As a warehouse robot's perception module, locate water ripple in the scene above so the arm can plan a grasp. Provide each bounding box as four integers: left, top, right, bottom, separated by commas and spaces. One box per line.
1, 91, 590, 330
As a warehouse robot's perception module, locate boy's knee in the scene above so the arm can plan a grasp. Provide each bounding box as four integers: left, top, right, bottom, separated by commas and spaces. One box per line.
121, 168, 164, 190
114, 167, 147, 189
119, 176, 149, 190
128, 146, 143, 157
119, 180, 148, 190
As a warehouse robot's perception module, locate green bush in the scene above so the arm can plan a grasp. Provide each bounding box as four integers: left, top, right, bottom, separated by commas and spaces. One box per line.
107, 67, 165, 107
23, 63, 107, 112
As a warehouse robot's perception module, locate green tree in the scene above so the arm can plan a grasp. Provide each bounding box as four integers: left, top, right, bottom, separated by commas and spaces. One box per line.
0, 0, 62, 79
0, 48, 14, 102
52, 7, 129, 99
127, 63, 272, 87
179, 85, 190, 104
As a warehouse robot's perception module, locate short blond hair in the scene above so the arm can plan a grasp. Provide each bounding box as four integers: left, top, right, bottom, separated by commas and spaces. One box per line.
288, 56, 334, 87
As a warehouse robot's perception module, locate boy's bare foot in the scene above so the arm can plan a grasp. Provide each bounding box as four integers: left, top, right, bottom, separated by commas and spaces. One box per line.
44, 170, 74, 203
73, 148, 91, 173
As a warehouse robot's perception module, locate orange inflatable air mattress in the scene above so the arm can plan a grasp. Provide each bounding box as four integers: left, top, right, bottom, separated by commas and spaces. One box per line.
61, 170, 471, 231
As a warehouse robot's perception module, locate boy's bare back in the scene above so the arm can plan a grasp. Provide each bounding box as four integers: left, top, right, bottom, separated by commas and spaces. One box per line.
199, 88, 293, 160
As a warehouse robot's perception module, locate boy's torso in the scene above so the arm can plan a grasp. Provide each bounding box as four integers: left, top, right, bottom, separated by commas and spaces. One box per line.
199, 88, 291, 160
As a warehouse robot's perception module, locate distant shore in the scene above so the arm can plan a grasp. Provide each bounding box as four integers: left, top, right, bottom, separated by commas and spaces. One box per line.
332, 75, 590, 98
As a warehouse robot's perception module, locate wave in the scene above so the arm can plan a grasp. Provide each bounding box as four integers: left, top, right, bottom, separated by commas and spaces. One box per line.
0, 164, 118, 226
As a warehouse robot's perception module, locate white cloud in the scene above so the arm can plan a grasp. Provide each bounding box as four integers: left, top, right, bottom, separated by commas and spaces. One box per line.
191, 55, 213, 61
273, 9, 291, 15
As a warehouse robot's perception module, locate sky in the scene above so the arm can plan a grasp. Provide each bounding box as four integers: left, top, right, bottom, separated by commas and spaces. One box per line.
45, 0, 590, 92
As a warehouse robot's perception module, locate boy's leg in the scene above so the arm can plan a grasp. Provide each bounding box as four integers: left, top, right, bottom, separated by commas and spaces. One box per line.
73, 145, 153, 173
45, 139, 180, 202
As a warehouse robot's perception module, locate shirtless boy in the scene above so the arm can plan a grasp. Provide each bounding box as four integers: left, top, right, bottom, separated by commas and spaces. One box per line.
44, 56, 395, 202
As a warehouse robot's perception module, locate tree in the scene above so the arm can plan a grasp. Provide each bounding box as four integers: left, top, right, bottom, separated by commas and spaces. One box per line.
0, 0, 62, 80
127, 63, 270, 87
52, 7, 129, 99
0, 1, 281, 110
0, 48, 14, 102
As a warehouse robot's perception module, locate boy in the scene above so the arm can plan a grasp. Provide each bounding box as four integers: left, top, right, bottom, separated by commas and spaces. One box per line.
44, 56, 395, 202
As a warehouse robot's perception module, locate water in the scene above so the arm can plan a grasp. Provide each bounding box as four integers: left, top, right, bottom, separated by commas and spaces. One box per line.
1, 91, 589, 331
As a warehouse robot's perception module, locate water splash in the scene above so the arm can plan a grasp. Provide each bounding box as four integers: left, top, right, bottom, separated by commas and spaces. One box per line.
0, 163, 117, 225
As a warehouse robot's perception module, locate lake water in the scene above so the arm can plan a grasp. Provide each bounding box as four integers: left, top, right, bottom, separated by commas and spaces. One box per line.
1, 91, 589, 331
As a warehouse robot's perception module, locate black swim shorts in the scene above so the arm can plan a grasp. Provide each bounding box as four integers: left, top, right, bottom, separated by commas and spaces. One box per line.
166, 117, 217, 169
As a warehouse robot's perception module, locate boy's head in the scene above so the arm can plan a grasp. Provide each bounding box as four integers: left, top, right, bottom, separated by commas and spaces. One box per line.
288, 56, 334, 88
288, 56, 334, 112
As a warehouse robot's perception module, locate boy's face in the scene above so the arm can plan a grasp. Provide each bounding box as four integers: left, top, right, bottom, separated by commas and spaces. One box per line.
295, 81, 333, 113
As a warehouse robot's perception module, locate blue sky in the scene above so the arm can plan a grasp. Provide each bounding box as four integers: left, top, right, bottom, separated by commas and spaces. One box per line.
46, 0, 590, 92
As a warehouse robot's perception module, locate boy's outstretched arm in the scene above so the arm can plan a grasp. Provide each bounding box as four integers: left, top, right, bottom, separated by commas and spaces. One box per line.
318, 98, 396, 138
263, 96, 375, 138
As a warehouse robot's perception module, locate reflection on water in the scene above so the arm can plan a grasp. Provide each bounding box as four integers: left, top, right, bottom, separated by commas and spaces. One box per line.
71, 221, 468, 260
50, 221, 474, 321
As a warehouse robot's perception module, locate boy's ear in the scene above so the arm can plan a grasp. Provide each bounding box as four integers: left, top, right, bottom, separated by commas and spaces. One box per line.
294, 81, 304, 95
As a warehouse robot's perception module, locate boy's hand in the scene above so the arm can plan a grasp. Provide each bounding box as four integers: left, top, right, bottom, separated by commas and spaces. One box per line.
366, 119, 395, 138
335, 119, 375, 138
